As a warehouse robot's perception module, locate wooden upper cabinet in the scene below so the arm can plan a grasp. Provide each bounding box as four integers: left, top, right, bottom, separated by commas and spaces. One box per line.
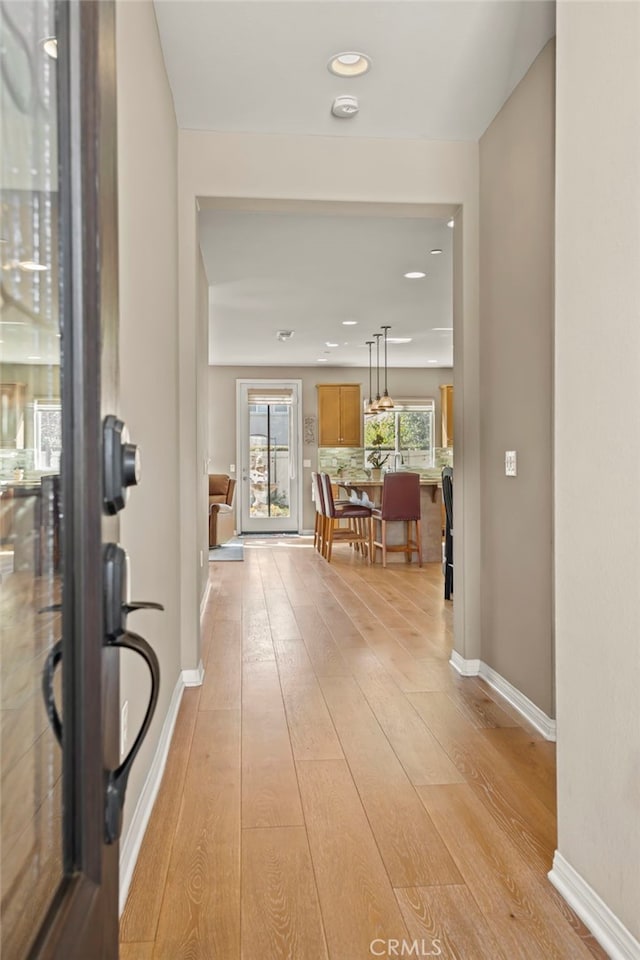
440, 384, 454, 447
317, 384, 361, 446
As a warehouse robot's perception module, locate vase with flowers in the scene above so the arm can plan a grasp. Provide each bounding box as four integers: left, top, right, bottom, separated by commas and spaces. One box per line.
367, 429, 389, 480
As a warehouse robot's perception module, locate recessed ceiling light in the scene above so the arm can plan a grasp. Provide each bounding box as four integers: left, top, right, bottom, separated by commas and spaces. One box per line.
327, 52, 371, 78
404, 272, 426, 279
276, 329, 294, 341
430, 249, 443, 255
342, 320, 358, 326
325, 341, 339, 347
317, 358, 328, 362
432, 327, 453, 331
387, 337, 413, 344
27, 355, 42, 360
446, 218, 455, 228
428, 360, 438, 364
18, 260, 48, 272
42, 37, 58, 59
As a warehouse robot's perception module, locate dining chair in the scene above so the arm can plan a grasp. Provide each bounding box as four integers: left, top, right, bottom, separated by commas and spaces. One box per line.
311, 472, 324, 554
372, 472, 422, 568
319, 473, 373, 563
442, 466, 453, 599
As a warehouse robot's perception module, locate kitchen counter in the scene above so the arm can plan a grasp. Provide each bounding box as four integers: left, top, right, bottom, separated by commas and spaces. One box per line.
331, 475, 443, 563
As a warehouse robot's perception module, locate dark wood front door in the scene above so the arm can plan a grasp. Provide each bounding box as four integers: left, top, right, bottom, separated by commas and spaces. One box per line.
1, 1, 125, 955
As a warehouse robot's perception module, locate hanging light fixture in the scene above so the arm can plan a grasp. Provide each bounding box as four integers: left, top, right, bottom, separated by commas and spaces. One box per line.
377, 325, 395, 409
370, 332, 382, 413
365, 340, 378, 414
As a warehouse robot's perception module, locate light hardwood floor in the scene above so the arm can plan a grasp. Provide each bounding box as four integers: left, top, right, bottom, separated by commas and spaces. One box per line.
120, 538, 607, 960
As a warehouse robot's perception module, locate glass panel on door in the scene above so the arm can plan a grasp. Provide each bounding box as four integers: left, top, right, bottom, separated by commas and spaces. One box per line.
0, 1, 63, 954
249, 402, 292, 520
239, 382, 301, 534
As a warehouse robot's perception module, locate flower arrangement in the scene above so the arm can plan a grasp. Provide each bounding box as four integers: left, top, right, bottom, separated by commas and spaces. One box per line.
367, 430, 390, 469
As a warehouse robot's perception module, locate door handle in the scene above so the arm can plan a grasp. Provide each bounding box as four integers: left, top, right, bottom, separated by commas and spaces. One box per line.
42, 639, 63, 748
41, 628, 160, 845
103, 628, 159, 844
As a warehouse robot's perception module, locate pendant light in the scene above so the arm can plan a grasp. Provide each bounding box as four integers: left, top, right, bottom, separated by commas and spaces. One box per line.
372, 332, 383, 412
377, 325, 395, 409
365, 340, 378, 414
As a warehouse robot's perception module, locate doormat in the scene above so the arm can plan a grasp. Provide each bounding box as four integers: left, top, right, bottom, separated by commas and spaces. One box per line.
209, 541, 244, 562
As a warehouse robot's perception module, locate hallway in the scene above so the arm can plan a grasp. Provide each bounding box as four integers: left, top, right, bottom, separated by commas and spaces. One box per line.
120, 539, 605, 960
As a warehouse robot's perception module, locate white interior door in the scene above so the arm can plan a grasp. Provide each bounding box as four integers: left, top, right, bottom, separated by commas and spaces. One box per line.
237, 380, 302, 533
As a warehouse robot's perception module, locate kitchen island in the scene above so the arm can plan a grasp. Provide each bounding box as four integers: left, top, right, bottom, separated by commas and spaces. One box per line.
331, 475, 443, 563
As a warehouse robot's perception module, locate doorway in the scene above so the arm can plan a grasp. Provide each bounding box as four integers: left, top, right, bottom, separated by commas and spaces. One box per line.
237, 380, 302, 534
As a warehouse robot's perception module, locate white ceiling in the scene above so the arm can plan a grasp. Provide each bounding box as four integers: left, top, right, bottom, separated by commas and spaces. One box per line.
156, 0, 554, 368
200, 207, 454, 368
154, 0, 555, 141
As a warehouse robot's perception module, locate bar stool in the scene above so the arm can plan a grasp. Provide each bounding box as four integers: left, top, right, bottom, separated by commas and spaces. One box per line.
311, 472, 324, 554
319, 473, 373, 563
372, 472, 423, 568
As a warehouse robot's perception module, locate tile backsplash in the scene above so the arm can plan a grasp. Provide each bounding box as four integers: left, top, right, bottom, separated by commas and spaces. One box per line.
318, 446, 453, 478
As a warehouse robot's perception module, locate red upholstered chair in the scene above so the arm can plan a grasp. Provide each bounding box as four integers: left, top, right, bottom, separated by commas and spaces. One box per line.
311, 472, 324, 554
372, 472, 423, 568
319, 472, 373, 563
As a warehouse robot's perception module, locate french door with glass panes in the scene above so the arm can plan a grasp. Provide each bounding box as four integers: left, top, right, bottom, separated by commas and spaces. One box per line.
237, 380, 302, 533
1, 3, 158, 957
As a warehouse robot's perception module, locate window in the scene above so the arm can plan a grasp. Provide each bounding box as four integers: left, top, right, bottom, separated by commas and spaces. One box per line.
364, 400, 435, 471
33, 400, 62, 470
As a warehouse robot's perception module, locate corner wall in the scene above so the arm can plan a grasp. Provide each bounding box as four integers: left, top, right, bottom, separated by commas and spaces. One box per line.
479, 41, 555, 716
115, 0, 181, 844
554, 1, 640, 945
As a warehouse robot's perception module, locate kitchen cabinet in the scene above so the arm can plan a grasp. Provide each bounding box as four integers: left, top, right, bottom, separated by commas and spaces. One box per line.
440, 384, 453, 447
317, 384, 361, 446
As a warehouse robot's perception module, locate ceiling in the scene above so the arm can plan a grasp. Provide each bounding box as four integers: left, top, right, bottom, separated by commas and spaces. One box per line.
156, 0, 555, 368
154, 0, 555, 141
200, 206, 454, 368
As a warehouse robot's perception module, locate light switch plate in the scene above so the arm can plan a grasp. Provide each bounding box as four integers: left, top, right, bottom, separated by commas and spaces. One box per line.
303, 459, 311, 468
505, 450, 517, 476
229, 464, 235, 473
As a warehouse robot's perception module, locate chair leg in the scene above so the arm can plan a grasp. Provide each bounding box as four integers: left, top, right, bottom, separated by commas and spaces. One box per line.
415, 519, 423, 567
382, 519, 387, 568
368, 516, 374, 564
326, 520, 334, 563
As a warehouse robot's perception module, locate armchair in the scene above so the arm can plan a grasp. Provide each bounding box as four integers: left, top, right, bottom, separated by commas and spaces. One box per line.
209, 474, 237, 548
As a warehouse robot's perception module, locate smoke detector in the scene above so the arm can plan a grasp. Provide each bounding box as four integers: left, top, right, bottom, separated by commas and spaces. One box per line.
276, 330, 294, 342
331, 95, 359, 119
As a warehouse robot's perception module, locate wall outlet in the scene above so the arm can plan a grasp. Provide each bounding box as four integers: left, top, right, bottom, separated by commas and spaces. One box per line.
505, 450, 517, 477
120, 700, 129, 759
230, 464, 235, 473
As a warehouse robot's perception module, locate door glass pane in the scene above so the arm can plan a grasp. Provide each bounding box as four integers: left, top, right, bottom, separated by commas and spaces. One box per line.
0, 1, 63, 955
248, 403, 291, 518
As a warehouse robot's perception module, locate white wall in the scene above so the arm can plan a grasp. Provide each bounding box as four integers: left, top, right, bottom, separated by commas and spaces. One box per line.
180, 132, 480, 663
208, 364, 452, 532
116, 0, 181, 845
554, 0, 640, 945
479, 41, 555, 716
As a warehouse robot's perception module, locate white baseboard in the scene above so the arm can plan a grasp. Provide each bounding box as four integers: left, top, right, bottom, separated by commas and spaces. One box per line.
450, 650, 481, 676
449, 650, 556, 741
549, 852, 640, 960
182, 659, 205, 686
119, 672, 184, 915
